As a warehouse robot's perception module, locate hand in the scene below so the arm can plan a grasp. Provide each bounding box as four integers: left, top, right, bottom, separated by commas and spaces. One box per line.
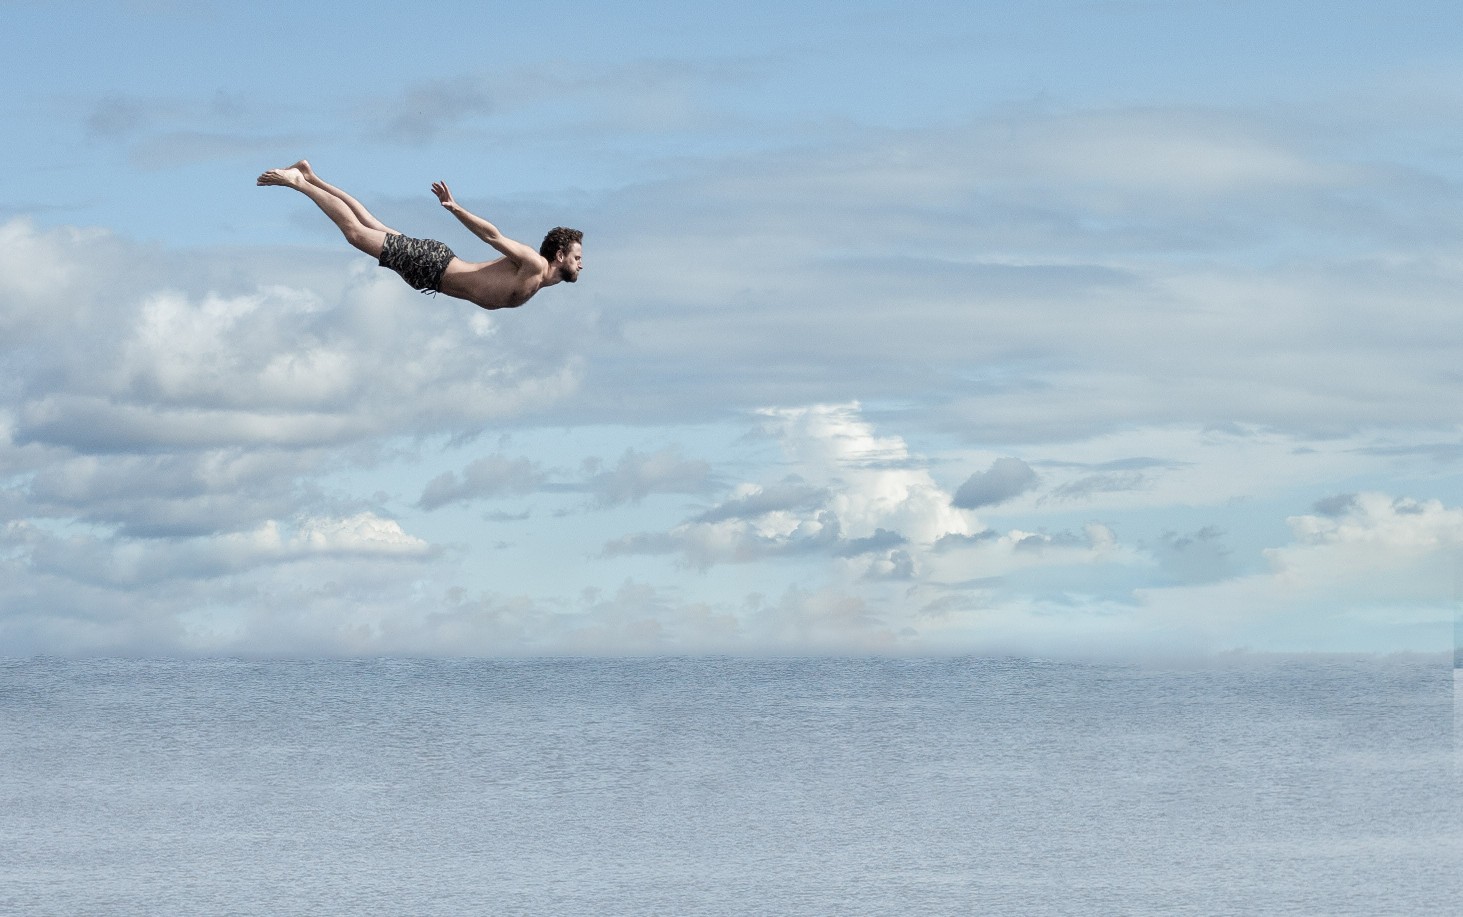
431, 181, 455, 209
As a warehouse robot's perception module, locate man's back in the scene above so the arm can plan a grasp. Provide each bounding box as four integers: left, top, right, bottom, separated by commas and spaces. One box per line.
440, 254, 549, 311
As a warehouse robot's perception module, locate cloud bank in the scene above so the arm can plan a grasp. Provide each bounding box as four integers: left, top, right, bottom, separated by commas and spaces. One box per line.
4, 60, 1462, 658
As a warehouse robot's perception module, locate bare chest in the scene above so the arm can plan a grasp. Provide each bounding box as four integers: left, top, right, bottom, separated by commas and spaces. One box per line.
440, 259, 541, 310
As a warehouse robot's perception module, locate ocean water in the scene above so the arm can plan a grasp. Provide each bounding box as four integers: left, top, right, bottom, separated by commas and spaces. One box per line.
2, 655, 1458, 916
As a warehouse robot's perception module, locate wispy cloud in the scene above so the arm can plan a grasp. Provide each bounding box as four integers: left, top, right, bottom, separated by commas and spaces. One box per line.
417, 446, 713, 511
418, 455, 546, 510
582, 447, 716, 507
365, 78, 495, 144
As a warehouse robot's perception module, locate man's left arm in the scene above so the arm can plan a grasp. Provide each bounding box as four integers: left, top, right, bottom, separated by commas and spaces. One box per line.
432, 181, 544, 268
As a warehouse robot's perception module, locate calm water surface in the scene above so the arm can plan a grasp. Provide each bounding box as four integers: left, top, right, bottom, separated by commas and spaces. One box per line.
2, 655, 1458, 915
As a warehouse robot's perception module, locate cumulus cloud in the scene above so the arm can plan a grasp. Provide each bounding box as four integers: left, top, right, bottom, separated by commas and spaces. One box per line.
0, 219, 589, 457
1133, 492, 1461, 651
0, 216, 592, 652
757, 404, 973, 543
604, 404, 973, 580
292, 513, 432, 556
1277, 493, 1463, 573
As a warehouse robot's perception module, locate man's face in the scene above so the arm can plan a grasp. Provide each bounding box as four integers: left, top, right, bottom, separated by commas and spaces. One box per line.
558, 242, 583, 283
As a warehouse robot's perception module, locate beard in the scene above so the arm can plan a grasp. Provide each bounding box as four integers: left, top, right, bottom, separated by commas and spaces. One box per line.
559, 266, 579, 283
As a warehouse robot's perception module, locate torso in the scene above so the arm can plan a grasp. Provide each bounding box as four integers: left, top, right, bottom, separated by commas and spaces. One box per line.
439, 258, 544, 310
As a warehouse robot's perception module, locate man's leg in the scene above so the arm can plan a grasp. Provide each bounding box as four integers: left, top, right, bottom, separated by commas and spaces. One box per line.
290, 160, 394, 234
257, 163, 389, 258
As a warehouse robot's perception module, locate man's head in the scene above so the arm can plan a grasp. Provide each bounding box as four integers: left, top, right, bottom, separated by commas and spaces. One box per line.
540, 227, 584, 283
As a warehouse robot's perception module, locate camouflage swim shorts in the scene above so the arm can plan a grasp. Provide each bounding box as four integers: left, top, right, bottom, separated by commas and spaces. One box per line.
378, 233, 456, 293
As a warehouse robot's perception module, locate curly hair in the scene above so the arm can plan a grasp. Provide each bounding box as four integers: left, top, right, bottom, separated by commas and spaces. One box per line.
539, 226, 583, 260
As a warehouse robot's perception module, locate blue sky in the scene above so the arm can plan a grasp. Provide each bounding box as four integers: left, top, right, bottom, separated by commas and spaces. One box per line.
4, 0, 1463, 656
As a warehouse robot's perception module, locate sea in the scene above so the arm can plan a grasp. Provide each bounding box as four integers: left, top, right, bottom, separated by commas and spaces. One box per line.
2, 654, 1459, 916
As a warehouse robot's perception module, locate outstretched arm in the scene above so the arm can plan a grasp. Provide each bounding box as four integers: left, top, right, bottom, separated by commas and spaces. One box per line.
432, 181, 544, 268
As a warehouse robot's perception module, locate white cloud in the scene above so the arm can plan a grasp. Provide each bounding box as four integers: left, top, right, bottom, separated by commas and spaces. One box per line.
23, 449, 316, 537
1269, 492, 1463, 592
23, 513, 432, 590
0, 219, 97, 307
121, 287, 350, 407
292, 513, 432, 556
605, 404, 976, 576
757, 404, 973, 543
1132, 492, 1461, 651
557, 104, 1463, 444
6, 78, 1463, 661
0, 219, 589, 457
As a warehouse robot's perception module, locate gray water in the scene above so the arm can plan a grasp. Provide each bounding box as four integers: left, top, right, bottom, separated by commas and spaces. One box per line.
2, 655, 1458, 916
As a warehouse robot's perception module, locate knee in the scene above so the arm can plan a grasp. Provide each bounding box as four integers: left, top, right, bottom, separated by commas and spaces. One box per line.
346, 227, 384, 256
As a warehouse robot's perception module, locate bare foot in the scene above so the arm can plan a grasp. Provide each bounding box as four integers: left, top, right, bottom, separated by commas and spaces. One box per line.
287, 159, 318, 182
256, 166, 304, 188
